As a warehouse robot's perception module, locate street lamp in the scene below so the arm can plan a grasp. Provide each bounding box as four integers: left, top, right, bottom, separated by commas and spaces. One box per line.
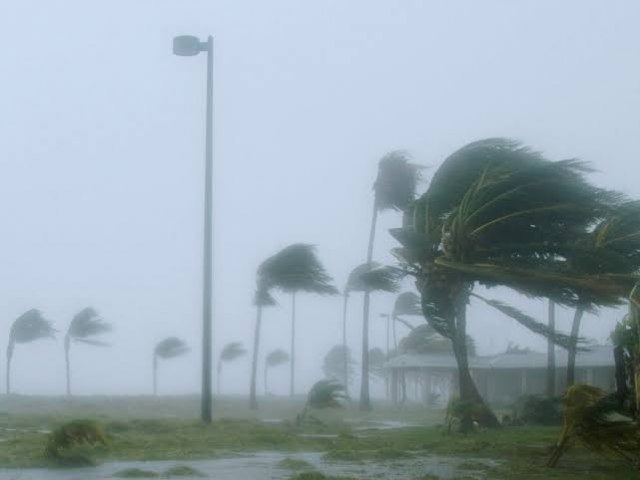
173, 34, 214, 423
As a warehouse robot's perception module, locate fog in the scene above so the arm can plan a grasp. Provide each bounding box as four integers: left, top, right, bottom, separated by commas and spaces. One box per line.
0, 0, 638, 397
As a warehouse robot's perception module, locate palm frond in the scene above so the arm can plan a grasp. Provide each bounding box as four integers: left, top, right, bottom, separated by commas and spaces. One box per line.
374, 150, 423, 212
253, 286, 277, 307
345, 263, 402, 293
306, 379, 348, 409
68, 307, 111, 341
258, 244, 338, 295
392, 292, 422, 317
154, 337, 189, 359
266, 349, 289, 367
10, 309, 56, 344
219, 341, 246, 362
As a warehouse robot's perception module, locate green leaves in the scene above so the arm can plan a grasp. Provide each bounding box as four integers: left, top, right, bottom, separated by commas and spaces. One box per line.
345, 263, 402, 294
257, 244, 338, 295
10, 309, 56, 344
68, 307, 111, 344
154, 337, 189, 360
266, 349, 289, 367
306, 379, 348, 409
392, 292, 422, 317
374, 151, 423, 212
219, 342, 246, 362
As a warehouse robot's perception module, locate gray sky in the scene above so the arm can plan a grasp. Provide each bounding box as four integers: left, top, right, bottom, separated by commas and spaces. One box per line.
0, 0, 639, 396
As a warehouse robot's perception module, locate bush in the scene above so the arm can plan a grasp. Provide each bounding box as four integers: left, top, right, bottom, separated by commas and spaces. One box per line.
515, 395, 562, 426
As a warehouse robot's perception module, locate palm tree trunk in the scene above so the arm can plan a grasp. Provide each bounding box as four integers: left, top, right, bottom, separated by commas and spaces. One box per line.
217, 361, 222, 395
452, 297, 500, 431
359, 201, 378, 411
385, 315, 390, 399
546, 300, 556, 397
153, 355, 158, 396
392, 315, 398, 350
289, 292, 297, 398
264, 364, 269, 396
249, 305, 263, 409
342, 293, 349, 394
6, 340, 14, 395
566, 307, 585, 387
64, 335, 71, 397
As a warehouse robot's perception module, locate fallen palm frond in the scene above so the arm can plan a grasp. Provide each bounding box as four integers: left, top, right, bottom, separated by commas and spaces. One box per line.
547, 384, 640, 468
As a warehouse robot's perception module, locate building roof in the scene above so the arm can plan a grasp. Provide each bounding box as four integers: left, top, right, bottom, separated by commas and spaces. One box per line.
385, 345, 614, 370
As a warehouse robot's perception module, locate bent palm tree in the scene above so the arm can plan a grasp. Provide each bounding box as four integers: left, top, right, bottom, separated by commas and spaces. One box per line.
6, 309, 55, 394
296, 379, 348, 425
392, 138, 629, 430
361, 151, 422, 411
153, 337, 189, 395
264, 348, 289, 395
249, 285, 277, 409
257, 244, 338, 398
342, 263, 399, 396
64, 307, 111, 396
217, 341, 246, 394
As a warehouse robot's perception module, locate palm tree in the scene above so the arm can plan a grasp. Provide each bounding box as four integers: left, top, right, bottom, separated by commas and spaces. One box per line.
249, 285, 276, 409
217, 342, 246, 394
296, 379, 348, 425
153, 337, 188, 395
342, 263, 399, 397
323, 344, 356, 387
6, 309, 55, 394
264, 349, 288, 395
392, 138, 631, 430
64, 307, 111, 396
256, 244, 338, 398
361, 151, 421, 411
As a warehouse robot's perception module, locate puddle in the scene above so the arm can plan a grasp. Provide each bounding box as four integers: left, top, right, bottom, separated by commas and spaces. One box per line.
0, 451, 495, 480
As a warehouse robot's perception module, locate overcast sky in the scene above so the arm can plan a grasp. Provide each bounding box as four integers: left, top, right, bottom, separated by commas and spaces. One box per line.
0, 0, 639, 396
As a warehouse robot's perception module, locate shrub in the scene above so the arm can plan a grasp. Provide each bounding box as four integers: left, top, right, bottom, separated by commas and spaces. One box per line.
516, 395, 562, 426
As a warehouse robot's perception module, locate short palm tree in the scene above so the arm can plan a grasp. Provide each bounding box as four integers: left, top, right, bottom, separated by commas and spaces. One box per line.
64, 307, 111, 396
392, 138, 630, 430
256, 244, 338, 398
217, 341, 246, 394
360, 151, 421, 411
296, 379, 348, 425
6, 309, 56, 394
264, 348, 289, 395
249, 284, 277, 409
153, 337, 189, 395
342, 263, 399, 397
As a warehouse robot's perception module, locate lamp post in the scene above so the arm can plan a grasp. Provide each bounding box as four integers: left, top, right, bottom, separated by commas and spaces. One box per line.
173, 34, 214, 423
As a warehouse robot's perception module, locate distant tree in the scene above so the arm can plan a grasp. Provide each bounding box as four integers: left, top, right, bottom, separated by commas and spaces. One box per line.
153, 337, 188, 395
368, 347, 386, 381
296, 379, 348, 425
249, 286, 276, 409
256, 244, 338, 398
390, 292, 422, 350
6, 309, 55, 394
323, 345, 356, 386
343, 263, 400, 406
217, 342, 246, 394
399, 324, 475, 356
360, 152, 421, 411
264, 349, 289, 395
64, 307, 111, 396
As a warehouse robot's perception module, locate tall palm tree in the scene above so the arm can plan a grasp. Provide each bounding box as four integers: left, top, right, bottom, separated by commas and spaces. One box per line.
256, 244, 338, 398
342, 263, 399, 397
153, 337, 188, 396
64, 307, 111, 396
6, 309, 55, 394
249, 285, 276, 409
392, 138, 631, 430
264, 348, 288, 395
361, 151, 421, 411
217, 341, 246, 394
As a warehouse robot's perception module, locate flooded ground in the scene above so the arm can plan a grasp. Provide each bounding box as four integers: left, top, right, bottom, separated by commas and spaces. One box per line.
0, 451, 493, 480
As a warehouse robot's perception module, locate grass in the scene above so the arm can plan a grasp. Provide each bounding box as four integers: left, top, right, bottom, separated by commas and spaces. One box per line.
0, 394, 637, 479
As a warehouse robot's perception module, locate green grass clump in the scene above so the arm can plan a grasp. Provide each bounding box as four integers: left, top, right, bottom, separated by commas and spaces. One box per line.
163, 464, 205, 477
113, 468, 160, 478
288, 473, 356, 480
278, 458, 315, 470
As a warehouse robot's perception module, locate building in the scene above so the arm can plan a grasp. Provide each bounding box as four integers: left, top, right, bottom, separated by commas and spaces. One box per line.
385, 345, 616, 405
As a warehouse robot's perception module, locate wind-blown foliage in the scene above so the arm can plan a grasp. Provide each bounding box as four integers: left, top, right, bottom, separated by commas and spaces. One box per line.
392, 138, 635, 430
346, 263, 402, 294
65, 308, 111, 396
296, 379, 348, 426
323, 345, 356, 386
374, 151, 423, 212
153, 337, 188, 395
400, 324, 464, 355
547, 384, 640, 468
6, 309, 56, 394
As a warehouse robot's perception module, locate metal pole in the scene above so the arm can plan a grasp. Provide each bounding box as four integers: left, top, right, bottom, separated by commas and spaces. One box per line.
201, 35, 214, 423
